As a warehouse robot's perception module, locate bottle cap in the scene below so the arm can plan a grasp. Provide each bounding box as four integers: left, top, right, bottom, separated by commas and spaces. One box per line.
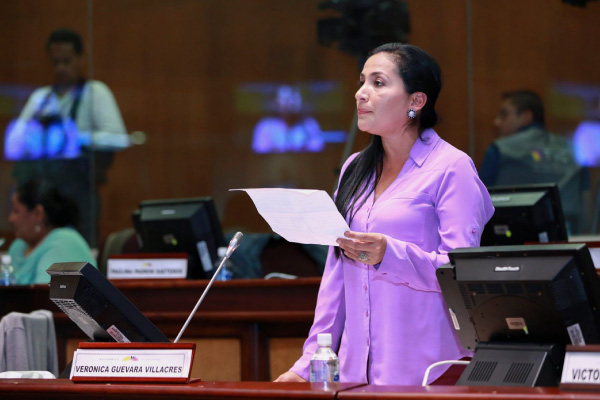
217, 247, 227, 258
1, 254, 11, 265
317, 333, 332, 347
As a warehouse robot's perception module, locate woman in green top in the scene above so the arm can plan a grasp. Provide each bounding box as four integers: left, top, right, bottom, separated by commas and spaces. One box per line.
7, 180, 96, 285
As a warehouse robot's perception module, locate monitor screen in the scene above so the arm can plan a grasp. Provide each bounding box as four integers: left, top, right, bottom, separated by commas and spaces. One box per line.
437, 243, 600, 386
4, 117, 81, 161
132, 197, 226, 279
235, 81, 348, 154
481, 183, 568, 246
47, 261, 169, 343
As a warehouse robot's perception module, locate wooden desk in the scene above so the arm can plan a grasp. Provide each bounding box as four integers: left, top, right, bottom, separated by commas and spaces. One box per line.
339, 384, 600, 399
0, 379, 361, 400
0, 278, 321, 315
1, 380, 600, 400
0, 278, 321, 381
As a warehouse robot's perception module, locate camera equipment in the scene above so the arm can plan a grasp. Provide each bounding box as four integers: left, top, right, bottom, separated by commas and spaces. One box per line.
317, 0, 410, 62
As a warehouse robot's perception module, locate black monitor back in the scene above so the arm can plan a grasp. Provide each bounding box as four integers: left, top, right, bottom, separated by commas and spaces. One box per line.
438, 244, 600, 351
48, 262, 169, 343
133, 197, 226, 279
438, 243, 600, 386
481, 184, 567, 246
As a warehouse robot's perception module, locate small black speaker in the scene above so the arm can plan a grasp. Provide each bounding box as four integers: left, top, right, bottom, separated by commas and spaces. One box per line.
457, 343, 564, 387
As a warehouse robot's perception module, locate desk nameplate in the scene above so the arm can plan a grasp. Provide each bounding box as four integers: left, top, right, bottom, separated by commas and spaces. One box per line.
560, 345, 600, 391
71, 342, 195, 383
107, 253, 188, 280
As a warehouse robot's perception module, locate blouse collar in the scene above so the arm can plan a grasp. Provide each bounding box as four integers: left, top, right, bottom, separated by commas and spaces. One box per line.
409, 128, 440, 167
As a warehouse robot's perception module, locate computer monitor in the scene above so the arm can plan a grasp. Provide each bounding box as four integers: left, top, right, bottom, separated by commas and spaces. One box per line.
132, 197, 226, 279
437, 243, 600, 386
47, 261, 169, 343
481, 183, 568, 246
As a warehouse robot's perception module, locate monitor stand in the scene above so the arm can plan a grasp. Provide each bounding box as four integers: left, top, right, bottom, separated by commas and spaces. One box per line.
456, 342, 565, 387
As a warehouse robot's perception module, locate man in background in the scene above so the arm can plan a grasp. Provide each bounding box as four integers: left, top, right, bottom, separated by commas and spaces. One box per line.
479, 90, 590, 234
6, 28, 129, 246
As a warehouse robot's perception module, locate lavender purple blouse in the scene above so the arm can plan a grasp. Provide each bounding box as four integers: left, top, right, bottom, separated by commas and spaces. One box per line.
290, 129, 494, 385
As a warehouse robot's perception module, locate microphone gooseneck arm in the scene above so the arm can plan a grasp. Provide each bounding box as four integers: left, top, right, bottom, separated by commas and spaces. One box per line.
174, 232, 243, 343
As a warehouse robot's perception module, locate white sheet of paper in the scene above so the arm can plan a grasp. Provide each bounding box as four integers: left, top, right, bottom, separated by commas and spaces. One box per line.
231, 188, 350, 246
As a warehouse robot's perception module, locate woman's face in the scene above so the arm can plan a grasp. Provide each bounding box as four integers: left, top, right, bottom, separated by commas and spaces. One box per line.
8, 193, 39, 243
355, 52, 412, 137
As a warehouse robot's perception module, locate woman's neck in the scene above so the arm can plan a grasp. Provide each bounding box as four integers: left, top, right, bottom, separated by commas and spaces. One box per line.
372, 129, 419, 202
381, 129, 419, 167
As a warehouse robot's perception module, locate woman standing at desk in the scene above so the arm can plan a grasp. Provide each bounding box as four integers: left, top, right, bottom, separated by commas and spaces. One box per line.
275, 43, 494, 385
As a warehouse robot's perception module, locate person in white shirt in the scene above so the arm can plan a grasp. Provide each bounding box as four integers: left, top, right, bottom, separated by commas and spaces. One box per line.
7, 28, 129, 246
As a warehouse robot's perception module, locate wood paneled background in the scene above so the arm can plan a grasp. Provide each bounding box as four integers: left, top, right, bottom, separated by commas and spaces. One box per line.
1, 0, 599, 245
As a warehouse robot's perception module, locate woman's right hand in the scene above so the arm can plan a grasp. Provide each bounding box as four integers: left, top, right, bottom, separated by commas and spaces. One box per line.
274, 370, 307, 382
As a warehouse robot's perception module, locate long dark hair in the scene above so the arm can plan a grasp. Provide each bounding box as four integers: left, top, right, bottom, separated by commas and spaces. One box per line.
335, 44, 442, 234
16, 179, 79, 228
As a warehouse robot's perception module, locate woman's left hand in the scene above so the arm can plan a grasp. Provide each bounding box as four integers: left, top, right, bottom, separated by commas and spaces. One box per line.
337, 231, 387, 265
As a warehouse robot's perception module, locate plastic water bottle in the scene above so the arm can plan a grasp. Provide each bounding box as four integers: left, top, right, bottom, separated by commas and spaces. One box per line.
214, 247, 234, 281
0, 254, 15, 286
310, 333, 340, 383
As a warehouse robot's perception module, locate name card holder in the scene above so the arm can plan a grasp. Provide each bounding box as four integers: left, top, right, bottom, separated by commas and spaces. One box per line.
560, 345, 600, 391
71, 342, 196, 383
107, 253, 188, 280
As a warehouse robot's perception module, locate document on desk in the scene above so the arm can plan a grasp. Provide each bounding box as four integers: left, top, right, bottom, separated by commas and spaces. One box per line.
232, 188, 349, 246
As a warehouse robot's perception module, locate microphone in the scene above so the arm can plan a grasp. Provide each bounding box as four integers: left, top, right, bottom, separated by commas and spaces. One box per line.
174, 232, 243, 343
226, 231, 243, 258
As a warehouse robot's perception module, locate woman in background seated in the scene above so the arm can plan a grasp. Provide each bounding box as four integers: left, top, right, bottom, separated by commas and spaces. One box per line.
7, 179, 96, 285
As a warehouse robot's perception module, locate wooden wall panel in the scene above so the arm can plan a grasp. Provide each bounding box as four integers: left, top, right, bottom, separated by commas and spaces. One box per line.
91, 0, 359, 240
1, 0, 600, 243
0, 0, 89, 238
269, 337, 306, 381
405, 0, 469, 152
470, 0, 600, 163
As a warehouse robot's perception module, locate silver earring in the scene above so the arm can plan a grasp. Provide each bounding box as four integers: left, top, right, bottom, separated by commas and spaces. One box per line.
35, 225, 41, 233
407, 109, 417, 119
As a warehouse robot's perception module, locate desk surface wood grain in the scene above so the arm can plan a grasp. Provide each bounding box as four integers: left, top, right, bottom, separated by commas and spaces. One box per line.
2, 380, 600, 400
